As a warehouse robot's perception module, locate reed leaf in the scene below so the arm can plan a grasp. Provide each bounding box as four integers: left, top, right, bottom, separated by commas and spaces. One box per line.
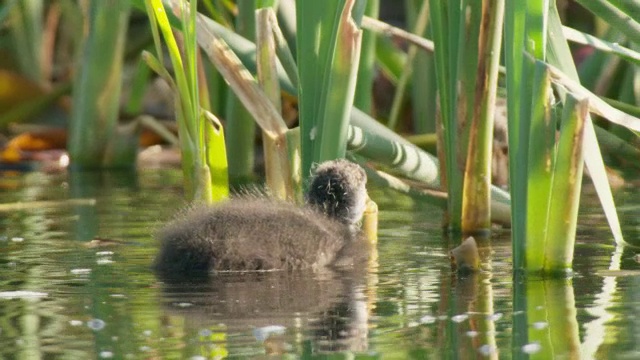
68, 0, 131, 169
575, 0, 640, 45
296, 0, 365, 183
225, 0, 257, 182
354, 0, 378, 113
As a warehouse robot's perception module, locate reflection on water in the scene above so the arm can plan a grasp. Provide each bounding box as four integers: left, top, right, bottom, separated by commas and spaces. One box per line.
0, 169, 639, 358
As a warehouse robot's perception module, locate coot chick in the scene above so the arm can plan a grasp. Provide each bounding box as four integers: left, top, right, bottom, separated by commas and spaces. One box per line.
154, 159, 369, 276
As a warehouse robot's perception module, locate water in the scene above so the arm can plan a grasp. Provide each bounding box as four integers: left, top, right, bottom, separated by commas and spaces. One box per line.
0, 169, 636, 359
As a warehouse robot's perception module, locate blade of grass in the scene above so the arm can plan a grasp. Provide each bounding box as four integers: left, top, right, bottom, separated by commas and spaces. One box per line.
504, 0, 526, 270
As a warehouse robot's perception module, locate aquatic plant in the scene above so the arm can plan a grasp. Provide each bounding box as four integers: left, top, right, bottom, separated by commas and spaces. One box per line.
144, 0, 229, 202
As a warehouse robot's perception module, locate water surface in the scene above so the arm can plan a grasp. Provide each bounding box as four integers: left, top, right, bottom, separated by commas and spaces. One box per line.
0, 169, 636, 359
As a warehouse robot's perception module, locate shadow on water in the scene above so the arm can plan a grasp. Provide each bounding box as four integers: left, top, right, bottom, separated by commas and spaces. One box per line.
1, 171, 640, 358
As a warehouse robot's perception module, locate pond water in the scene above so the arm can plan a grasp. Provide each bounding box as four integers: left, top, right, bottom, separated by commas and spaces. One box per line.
0, 169, 637, 359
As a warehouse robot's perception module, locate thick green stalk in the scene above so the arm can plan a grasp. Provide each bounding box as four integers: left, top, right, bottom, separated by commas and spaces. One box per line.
504, 0, 547, 271
428, 0, 460, 229
525, 63, 555, 272
543, 95, 587, 273
257, 7, 293, 200
68, 0, 131, 169
547, 4, 624, 245
461, 0, 504, 233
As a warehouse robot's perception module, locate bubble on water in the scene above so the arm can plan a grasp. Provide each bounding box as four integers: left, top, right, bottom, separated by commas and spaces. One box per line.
253, 325, 286, 342
466, 331, 478, 338
87, 318, 106, 331
451, 314, 468, 323
419, 315, 436, 324
70, 268, 92, 275
69, 320, 83, 326
532, 321, 548, 330
11, 237, 24, 242
522, 342, 542, 354
478, 344, 497, 356
99, 351, 113, 358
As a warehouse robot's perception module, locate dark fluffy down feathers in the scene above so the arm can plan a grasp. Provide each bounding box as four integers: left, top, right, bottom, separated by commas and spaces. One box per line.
154, 199, 369, 275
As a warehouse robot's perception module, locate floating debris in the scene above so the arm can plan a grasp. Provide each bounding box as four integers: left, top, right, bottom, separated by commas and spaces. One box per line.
450, 237, 480, 273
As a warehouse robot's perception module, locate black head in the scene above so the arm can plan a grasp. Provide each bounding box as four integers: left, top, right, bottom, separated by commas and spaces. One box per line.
305, 159, 368, 226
